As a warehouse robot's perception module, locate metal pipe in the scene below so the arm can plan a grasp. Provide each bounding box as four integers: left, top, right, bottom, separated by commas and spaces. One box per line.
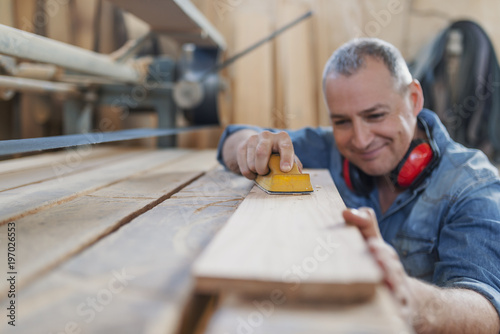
0, 24, 142, 84
0, 75, 81, 97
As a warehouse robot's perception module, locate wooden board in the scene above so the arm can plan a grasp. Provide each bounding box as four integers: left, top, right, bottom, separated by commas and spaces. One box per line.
0, 148, 193, 225
0, 146, 147, 192
107, 0, 226, 49
203, 287, 413, 334
46, 0, 72, 44
275, 0, 317, 129
231, 3, 274, 127
0, 167, 253, 334
193, 169, 382, 302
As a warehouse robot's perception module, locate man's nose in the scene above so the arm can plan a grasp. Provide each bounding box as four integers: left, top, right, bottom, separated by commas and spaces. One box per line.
351, 121, 373, 149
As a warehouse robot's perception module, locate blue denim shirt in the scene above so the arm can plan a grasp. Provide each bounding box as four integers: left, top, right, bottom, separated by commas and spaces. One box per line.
217, 109, 500, 317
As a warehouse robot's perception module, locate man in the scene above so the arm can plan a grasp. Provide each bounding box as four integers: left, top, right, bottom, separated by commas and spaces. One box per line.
217, 38, 500, 333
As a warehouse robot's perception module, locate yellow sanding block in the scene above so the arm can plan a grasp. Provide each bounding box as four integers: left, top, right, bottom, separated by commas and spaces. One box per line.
255, 154, 313, 195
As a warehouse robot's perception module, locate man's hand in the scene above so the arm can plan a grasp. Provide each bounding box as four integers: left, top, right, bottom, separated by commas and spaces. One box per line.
343, 208, 414, 323
222, 129, 301, 180
343, 208, 500, 334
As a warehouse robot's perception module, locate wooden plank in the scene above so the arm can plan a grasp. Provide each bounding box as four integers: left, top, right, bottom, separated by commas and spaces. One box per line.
193, 170, 382, 303
0, 147, 149, 192
0, 0, 14, 26
0, 150, 218, 296
359, 0, 409, 57
203, 287, 413, 334
276, 0, 317, 129
107, 0, 226, 48
0, 167, 253, 334
0, 148, 193, 224
0, 146, 140, 175
71, 0, 99, 50
46, 0, 72, 44
231, 3, 274, 127
311, 0, 364, 126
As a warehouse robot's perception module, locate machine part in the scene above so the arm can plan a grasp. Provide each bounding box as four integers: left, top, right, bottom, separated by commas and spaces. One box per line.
173, 79, 204, 109
0, 125, 215, 156
255, 154, 313, 195
176, 45, 220, 125
0, 24, 142, 83
0, 88, 14, 101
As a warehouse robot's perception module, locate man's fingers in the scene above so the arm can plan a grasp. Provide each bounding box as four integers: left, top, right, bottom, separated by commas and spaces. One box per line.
236, 131, 295, 178
276, 132, 294, 172
237, 142, 256, 180
343, 207, 382, 240
294, 156, 303, 173
367, 237, 412, 322
367, 238, 400, 290
245, 135, 258, 174
254, 135, 272, 175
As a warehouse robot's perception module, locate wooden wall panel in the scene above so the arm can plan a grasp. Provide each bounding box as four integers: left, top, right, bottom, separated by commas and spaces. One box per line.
0, 0, 14, 26
310, 0, 364, 126
193, 0, 500, 132
4, 0, 500, 143
276, 0, 317, 129
46, 0, 72, 44
71, 0, 100, 50
231, 3, 275, 127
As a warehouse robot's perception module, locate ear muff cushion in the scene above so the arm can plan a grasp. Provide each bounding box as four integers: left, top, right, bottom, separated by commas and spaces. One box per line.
396, 142, 434, 188
343, 158, 354, 191
342, 158, 375, 195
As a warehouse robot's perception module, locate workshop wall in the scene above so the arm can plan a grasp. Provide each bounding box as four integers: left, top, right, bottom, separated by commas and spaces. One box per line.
193, 0, 500, 131
1, 0, 500, 148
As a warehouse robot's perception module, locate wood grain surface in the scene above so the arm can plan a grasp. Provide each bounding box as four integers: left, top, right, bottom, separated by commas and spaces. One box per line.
193, 169, 382, 303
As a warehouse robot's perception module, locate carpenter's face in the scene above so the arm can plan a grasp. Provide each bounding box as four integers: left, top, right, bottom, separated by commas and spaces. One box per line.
324, 57, 422, 176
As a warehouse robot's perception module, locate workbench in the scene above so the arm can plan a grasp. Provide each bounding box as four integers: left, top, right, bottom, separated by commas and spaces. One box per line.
0, 147, 412, 333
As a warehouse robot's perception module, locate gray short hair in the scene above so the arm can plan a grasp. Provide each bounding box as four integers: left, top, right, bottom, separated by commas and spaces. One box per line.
322, 38, 412, 93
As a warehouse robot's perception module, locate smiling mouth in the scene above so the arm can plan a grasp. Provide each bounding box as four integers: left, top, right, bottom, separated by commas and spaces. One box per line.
356, 145, 386, 160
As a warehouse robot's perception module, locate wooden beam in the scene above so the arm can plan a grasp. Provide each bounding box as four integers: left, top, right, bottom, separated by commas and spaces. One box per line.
46, 0, 72, 44
231, 3, 274, 127
107, 0, 226, 49
275, 0, 317, 129
71, 0, 100, 50
193, 169, 382, 303
203, 287, 413, 334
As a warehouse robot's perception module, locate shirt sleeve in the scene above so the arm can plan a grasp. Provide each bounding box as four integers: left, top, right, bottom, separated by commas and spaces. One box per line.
433, 179, 500, 319
216, 125, 335, 170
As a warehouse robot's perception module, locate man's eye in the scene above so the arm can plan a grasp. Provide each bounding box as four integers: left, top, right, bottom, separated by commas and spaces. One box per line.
333, 120, 349, 126
367, 113, 385, 120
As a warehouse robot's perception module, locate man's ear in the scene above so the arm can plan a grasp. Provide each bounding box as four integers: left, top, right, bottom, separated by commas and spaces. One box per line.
408, 79, 424, 116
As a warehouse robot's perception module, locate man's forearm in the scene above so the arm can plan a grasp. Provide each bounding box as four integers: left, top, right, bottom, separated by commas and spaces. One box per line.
222, 129, 258, 174
409, 278, 500, 334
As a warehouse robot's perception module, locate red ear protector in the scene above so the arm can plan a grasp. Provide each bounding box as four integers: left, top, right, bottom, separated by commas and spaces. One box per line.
342, 118, 440, 195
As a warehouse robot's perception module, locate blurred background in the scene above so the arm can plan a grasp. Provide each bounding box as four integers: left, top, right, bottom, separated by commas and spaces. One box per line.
1, 0, 499, 157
